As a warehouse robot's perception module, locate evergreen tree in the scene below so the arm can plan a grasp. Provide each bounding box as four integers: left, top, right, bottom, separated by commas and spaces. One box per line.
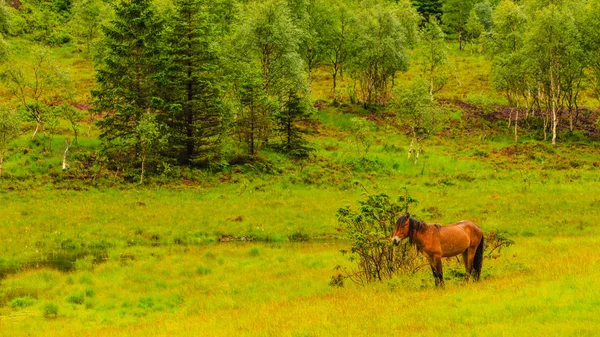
93, 0, 165, 166
163, 0, 225, 167
234, 73, 274, 157
273, 90, 313, 157
412, 0, 443, 21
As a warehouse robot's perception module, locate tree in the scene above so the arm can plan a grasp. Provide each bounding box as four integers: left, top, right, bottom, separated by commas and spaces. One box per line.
321, 0, 356, 100
411, 0, 443, 21
136, 112, 166, 184
441, 0, 476, 50
348, 0, 418, 108
394, 79, 446, 163
0, 105, 21, 179
60, 103, 84, 143
234, 72, 274, 156
581, 0, 600, 105
229, 0, 305, 100
162, 0, 226, 166
489, 0, 527, 54
273, 90, 313, 157
228, 0, 307, 154
524, 4, 583, 144
465, 2, 494, 52
419, 17, 448, 97
93, 0, 165, 166
1, 48, 73, 141
0, 2, 11, 35
294, 0, 332, 86
488, 0, 529, 143
69, 0, 112, 52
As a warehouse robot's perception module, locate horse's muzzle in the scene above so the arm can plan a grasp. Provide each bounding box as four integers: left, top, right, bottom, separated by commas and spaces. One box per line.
392, 237, 401, 246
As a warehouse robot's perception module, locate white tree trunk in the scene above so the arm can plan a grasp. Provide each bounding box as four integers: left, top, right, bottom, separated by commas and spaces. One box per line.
140, 154, 146, 184
62, 139, 71, 170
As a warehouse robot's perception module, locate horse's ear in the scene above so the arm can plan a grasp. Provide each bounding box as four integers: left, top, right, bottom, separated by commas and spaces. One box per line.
406, 213, 410, 218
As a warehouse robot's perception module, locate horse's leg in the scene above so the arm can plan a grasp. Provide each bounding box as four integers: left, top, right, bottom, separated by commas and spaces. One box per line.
426, 254, 442, 287
434, 255, 444, 288
463, 250, 472, 282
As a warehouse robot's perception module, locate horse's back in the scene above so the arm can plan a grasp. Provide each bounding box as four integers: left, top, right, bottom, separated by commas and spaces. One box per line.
438, 220, 483, 257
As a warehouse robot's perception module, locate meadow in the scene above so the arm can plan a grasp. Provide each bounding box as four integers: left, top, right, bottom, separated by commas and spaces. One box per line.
2, 41, 600, 336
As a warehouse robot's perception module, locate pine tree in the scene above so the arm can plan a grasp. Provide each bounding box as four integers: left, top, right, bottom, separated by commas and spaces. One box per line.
93, 0, 165, 165
235, 73, 273, 157
412, 0, 443, 21
163, 0, 225, 167
273, 90, 313, 157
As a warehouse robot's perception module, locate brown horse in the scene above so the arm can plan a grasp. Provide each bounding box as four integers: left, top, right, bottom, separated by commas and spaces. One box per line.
392, 213, 484, 287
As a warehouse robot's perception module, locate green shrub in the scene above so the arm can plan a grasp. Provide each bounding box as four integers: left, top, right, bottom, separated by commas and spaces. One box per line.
43, 303, 59, 318
10, 296, 35, 309
66, 293, 84, 305
335, 192, 420, 286
196, 265, 212, 276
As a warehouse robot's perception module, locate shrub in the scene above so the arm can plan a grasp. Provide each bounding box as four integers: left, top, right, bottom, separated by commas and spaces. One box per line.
484, 229, 515, 259
10, 296, 35, 309
196, 265, 212, 276
66, 293, 85, 305
43, 303, 59, 318
334, 193, 420, 286
288, 231, 310, 242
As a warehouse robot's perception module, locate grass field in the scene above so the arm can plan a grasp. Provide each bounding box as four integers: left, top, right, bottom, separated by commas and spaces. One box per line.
2, 40, 600, 336
2, 125, 599, 336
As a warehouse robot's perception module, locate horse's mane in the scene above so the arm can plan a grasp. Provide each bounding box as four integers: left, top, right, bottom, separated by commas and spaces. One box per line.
398, 214, 430, 244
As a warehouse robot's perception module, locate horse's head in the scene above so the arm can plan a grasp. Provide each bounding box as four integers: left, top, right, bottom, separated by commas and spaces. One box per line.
392, 213, 410, 246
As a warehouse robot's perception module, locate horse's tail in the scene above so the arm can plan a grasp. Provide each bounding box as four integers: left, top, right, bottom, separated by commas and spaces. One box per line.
473, 235, 484, 281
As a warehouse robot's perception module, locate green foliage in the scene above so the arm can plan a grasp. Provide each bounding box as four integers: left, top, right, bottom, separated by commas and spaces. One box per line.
272, 90, 314, 157
66, 293, 85, 305
10, 296, 36, 309
93, 0, 165, 170
43, 303, 59, 318
484, 229, 515, 258
348, 0, 419, 108
69, 0, 112, 51
1, 47, 73, 141
162, 0, 226, 167
419, 16, 448, 96
233, 72, 275, 157
411, 0, 443, 21
0, 105, 21, 176
229, 0, 306, 99
393, 79, 447, 162
441, 0, 476, 49
336, 192, 420, 285
319, 0, 357, 100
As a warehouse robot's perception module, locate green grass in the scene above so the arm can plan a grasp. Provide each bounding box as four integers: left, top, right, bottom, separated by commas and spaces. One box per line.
2, 128, 600, 336
2, 37, 600, 337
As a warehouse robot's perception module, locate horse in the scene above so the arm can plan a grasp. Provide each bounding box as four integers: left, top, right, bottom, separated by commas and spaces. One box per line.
391, 213, 484, 287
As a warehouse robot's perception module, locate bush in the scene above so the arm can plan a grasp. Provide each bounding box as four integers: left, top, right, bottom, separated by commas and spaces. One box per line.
43, 303, 59, 318
333, 193, 420, 286
47, 31, 72, 45
10, 296, 35, 309
484, 229, 515, 259
66, 293, 84, 305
